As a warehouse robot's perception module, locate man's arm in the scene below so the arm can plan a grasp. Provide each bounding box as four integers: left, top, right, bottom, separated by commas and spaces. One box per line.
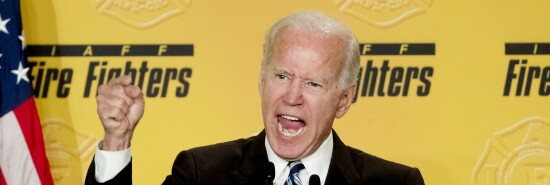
85, 75, 145, 184
85, 157, 132, 185
96, 75, 144, 151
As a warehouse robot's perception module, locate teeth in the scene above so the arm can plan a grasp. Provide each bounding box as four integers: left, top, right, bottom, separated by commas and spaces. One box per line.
282, 115, 299, 121
278, 123, 306, 138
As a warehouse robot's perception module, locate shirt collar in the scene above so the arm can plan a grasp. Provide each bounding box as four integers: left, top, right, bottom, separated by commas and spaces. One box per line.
265, 131, 334, 183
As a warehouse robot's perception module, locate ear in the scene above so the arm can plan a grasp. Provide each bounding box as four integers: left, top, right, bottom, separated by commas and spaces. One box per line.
335, 84, 356, 118
258, 67, 265, 98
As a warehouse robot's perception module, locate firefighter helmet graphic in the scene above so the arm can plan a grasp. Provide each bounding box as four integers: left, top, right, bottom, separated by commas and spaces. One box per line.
42, 118, 98, 184
473, 116, 550, 185
95, 0, 192, 28
334, 0, 431, 27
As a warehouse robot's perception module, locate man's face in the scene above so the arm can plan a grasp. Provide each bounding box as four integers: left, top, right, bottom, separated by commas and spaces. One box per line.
260, 29, 355, 160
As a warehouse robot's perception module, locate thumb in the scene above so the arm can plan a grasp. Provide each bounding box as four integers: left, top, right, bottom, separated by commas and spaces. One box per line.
125, 86, 145, 127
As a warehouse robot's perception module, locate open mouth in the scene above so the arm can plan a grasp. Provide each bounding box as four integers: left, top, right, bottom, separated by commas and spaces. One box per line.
277, 115, 306, 138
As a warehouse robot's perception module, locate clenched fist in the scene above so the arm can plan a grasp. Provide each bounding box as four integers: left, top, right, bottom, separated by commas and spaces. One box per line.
96, 75, 145, 151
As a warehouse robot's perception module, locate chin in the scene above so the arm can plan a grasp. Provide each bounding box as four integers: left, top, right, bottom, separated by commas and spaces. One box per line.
274, 148, 303, 160
272, 138, 310, 160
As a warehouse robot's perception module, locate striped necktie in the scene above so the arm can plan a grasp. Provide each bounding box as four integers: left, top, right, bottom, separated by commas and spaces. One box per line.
284, 161, 305, 185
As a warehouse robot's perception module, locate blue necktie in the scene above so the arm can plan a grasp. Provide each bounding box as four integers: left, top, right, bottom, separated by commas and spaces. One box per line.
284, 161, 305, 185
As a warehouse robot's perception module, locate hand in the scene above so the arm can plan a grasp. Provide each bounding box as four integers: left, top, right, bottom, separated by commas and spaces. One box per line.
96, 75, 145, 151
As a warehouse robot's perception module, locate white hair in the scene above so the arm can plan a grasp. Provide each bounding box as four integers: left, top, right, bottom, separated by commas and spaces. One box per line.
261, 11, 360, 89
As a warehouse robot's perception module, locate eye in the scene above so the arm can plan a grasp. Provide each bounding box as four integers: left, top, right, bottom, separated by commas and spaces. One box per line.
277, 74, 287, 80
307, 82, 322, 88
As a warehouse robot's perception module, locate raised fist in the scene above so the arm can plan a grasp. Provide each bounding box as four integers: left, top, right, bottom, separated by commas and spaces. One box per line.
96, 75, 145, 151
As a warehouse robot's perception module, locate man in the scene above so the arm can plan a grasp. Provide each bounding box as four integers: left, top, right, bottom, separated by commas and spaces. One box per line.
85, 11, 425, 185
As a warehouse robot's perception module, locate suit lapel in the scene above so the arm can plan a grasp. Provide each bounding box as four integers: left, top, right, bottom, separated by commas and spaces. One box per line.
236, 130, 270, 185
325, 131, 360, 185
233, 130, 360, 184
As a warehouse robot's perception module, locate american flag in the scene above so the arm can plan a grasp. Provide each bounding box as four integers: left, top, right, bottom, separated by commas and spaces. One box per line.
0, 0, 53, 184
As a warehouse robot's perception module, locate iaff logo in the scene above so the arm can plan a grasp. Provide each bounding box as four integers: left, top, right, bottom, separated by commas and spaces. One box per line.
472, 117, 550, 185
95, 0, 192, 28
333, 0, 432, 27
42, 118, 97, 184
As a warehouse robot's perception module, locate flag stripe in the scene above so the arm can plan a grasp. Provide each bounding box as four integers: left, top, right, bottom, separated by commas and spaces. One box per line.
12, 98, 53, 185
0, 111, 41, 185
0, 168, 6, 185
1, 0, 54, 184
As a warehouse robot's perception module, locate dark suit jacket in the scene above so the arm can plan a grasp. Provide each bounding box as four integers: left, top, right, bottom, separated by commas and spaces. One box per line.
85, 130, 424, 185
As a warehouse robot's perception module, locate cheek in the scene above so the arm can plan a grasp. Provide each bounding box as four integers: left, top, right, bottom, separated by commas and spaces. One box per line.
261, 85, 284, 118
262, 83, 286, 101
307, 95, 340, 125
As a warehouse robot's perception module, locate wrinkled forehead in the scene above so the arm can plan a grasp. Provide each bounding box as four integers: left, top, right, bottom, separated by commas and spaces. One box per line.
268, 29, 346, 80
276, 27, 345, 47
274, 29, 345, 64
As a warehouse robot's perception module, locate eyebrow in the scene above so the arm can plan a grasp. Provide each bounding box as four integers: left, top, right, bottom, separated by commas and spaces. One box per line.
273, 68, 289, 75
272, 67, 330, 85
308, 77, 329, 86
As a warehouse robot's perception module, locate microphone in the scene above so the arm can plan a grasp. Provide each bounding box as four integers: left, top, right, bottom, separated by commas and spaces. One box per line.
265, 162, 275, 185
309, 174, 320, 185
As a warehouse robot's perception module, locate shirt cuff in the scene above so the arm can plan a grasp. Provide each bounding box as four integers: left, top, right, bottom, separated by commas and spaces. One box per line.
94, 140, 132, 183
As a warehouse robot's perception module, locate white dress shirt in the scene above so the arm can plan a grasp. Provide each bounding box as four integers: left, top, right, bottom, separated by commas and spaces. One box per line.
94, 141, 132, 183
94, 132, 333, 184
265, 132, 333, 185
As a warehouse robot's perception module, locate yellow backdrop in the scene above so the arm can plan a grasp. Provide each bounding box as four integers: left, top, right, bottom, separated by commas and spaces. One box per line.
21, 0, 550, 184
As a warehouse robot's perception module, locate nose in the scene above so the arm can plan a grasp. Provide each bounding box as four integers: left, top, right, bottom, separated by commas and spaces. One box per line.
284, 80, 304, 106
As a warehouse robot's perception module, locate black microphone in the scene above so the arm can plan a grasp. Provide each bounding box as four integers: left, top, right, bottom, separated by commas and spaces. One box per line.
309, 174, 321, 185
265, 162, 275, 185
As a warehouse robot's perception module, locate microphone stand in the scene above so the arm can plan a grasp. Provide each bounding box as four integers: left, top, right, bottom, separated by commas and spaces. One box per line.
309, 174, 320, 185
265, 162, 275, 185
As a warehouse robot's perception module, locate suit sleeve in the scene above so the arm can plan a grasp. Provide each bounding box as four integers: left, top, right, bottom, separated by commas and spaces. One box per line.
84, 158, 133, 185
84, 151, 198, 185
404, 168, 425, 185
